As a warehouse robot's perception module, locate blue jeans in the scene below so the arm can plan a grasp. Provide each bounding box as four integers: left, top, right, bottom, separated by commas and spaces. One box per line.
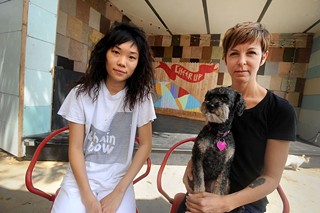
228, 205, 264, 213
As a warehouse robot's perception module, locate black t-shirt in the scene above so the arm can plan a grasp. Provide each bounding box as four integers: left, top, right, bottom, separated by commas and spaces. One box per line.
230, 90, 296, 212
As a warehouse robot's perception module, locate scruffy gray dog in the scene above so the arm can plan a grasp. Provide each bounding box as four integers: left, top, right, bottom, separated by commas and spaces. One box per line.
191, 87, 245, 195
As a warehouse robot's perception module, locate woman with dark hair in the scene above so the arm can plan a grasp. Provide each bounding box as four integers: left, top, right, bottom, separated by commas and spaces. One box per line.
51, 22, 156, 213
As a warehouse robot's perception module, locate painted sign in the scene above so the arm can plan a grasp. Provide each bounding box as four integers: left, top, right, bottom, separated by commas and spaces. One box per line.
156, 62, 219, 83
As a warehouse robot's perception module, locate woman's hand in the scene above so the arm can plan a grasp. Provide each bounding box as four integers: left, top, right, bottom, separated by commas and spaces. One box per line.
100, 189, 124, 213
185, 193, 225, 213
83, 195, 102, 213
183, 160, 194, 193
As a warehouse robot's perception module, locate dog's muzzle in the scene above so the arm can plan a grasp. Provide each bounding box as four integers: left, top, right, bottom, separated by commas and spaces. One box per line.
201, 101, 230, 123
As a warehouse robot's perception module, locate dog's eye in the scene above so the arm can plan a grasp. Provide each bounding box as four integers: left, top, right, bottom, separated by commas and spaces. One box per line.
221, 96, 229, 102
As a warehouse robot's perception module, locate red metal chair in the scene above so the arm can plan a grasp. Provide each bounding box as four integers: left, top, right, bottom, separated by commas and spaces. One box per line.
157, 137, 290, 213
25, 126, 152, 212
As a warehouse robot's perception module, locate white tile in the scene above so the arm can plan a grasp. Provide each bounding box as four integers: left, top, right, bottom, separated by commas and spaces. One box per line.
27, 2, 58, 43
0, 31, 21, 95
24, 69, 53, 106
25, 36, 55, 72
0, 0, 23, 33
89, 7, 100, 31
30, 0, 58, 15
0, 93, 19, 156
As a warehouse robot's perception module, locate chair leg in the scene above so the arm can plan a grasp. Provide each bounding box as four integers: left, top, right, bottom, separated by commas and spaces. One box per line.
170, 193, 186, 213
277, 185, 290, 213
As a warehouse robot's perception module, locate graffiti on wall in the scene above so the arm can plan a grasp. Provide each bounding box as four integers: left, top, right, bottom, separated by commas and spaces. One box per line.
154, 81, 201, 112
156, 62, 218, 82
154, 62, 219, 113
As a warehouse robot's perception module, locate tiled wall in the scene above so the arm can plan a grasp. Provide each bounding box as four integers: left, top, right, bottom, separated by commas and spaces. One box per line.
55, 0, 126, 73
148, 33, 313, 115
0, 0, 23, 156
298, 31, 320, 141
53, 1, 319, 135
23, 0, 59, 136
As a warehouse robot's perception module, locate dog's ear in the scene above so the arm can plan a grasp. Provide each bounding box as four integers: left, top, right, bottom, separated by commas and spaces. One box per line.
235, 92, 245, 116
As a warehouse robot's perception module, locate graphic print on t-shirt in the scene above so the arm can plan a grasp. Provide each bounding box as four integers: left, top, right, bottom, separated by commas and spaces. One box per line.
84, 112, 133, 164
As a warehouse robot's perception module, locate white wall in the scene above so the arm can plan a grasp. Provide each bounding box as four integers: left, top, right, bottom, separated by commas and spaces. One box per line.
297, 30, 320, 143
23, 0, 58, 136
0, 0, 23, 156
0, 0, 59, 156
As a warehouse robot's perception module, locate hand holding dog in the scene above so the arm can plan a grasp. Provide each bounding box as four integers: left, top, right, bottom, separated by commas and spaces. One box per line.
183, 160, 227, 213
185, 193, 226, 213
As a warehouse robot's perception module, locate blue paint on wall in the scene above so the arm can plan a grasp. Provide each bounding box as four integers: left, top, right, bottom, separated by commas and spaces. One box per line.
301, 95, 320, 111
306, 65, 320, 79
23, 105, 51, 136
311, 36, 320, 53
28, 2, 57, 43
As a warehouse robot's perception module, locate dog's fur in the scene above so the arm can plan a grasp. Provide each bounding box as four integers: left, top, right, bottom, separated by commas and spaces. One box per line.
190, 87, 245, 195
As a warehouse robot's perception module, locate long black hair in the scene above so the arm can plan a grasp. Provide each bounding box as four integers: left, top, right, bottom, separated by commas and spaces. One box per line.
75, 22, 154, 110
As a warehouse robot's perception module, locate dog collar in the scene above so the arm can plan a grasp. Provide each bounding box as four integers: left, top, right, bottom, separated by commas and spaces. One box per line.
216, 130, 230, 151
217, 130, 230, 137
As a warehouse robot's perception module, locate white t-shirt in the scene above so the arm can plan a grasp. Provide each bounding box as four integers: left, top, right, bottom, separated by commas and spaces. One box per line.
58, 81, 156, 188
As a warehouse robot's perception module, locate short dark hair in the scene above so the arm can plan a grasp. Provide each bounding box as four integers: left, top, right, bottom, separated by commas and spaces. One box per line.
222, 22, 271, 59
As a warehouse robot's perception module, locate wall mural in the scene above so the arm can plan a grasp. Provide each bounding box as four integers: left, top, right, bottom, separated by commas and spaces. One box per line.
154, 81, 201, 112
156, 62, 218, 83
154, 62, 219, 116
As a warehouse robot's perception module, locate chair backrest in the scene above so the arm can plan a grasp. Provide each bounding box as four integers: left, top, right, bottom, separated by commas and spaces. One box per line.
25, 126, 152, 203
25, 126, 69, 201
156, 137, 290, 213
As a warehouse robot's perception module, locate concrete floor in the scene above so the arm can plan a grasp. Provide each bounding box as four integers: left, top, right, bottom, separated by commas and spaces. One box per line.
1, 115, 320, 212
1, 146, 320, 213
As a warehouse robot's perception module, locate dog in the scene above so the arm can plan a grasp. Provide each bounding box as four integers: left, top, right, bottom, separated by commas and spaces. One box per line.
190, 87, 245, 195
285, 154, 311, 171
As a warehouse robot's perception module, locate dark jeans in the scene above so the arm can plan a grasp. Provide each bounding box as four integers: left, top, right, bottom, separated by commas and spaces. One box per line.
176, 194, 264, 213
228, 205, 263, 213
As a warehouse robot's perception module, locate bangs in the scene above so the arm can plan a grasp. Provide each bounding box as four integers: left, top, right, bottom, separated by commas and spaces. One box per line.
107, 30, 137, 49
229, 29, 268, 52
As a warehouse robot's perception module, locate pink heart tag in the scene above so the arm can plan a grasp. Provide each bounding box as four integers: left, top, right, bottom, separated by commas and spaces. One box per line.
217, 140, 227, 151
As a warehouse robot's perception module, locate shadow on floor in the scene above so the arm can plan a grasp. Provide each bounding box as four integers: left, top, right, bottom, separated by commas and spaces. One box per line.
0, 187, 52, 213
0, 186, 171, 213
137, 197, 171, 213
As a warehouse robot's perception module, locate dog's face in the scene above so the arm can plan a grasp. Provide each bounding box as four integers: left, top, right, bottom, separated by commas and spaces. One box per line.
200, 87, 245, 123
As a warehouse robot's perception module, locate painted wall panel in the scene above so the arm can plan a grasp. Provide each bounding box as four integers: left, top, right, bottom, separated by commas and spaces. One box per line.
0, 31, 21, 95
0, 0, 23, 33
24, 69, 52, 106
23, 105, 51, 136
301, 95, 320, 110
30, 0, 58, 14
306, 65, 320, 79
264, 62, 279, 76
27, 2, 57, 43
22, 0, 58, 139
0, 0, 23, 156
298, 31, 320, 143
25, 36, 55, 72
0, 93, 19, 156
303, 78, 320, 95
297, 108, 320, 140
308, 50, 320, 68
311, 36, 320, 53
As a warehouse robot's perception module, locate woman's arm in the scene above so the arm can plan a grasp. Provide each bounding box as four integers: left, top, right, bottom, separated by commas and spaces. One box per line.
100, 121, 153, 211
68, 122, 102, 212
185, 139, 290, 213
